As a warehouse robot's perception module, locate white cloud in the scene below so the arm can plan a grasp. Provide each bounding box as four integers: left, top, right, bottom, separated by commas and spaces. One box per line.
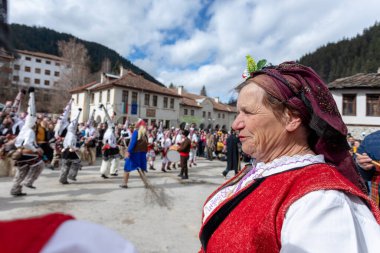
9, 0, 380, 102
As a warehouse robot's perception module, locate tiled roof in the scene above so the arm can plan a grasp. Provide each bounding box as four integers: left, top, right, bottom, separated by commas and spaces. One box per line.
89, 71, 181, 97
181, 97, 202, 108
328, 73, 380, 89
70, 81, 98, 93
16, 50, 67, 62
180, 91, 236, 112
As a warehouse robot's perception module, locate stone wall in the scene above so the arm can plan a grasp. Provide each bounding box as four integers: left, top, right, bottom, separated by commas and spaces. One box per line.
347, 125, 380, 140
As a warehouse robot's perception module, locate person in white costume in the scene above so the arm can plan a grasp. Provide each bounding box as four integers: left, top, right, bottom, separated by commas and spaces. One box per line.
99, 104, 120, 178
10, 87, 44, 196
59, 108, 82, 184
83, 109, 98, 166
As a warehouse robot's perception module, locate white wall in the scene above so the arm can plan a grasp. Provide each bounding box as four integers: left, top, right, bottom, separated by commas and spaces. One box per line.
12, 52, 69, 89
331, 89, 380, 126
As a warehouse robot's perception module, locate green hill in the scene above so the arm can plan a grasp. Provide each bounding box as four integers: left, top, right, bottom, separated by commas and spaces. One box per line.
298, 22, 380, 83
8, 23, 164, 86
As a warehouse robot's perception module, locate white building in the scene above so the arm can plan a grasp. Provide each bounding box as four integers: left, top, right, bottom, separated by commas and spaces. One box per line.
11, 50, 69, 89
329, 68, 380, 139
70, 68, 181, 127
176, 86, 236, 131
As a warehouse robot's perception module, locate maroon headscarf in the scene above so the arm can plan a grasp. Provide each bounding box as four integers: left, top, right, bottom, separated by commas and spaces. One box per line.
244, 61, 366, 192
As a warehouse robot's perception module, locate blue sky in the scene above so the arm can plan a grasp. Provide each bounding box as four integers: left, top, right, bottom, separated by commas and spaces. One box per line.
9, 0, 380, 102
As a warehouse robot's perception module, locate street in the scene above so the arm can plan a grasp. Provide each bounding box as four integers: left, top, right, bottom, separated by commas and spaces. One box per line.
0, 157, 236, 253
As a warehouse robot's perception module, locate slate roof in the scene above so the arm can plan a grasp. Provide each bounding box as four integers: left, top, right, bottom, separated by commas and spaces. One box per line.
328, 73, 380, 89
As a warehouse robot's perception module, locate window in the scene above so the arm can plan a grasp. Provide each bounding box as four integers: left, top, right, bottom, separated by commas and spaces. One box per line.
222, 114, 225, 119
13, 75, 19, 81
144, 94, 150, 106
366, 94, 380, 116
36, 58, 41, 63
45, 69, 51, 75
163, 97, 168, 108
14, 64, 20, 70
132, 92, 138, 104
76, 94, 79, 104
218, 113, 221, 118
34, 79, 40, 84
44, 80, 50, 86
203, 111, 206, 118
106, 90, 110, 103
24, 77, 30, 83
99, 91, 102, 103
46, 60, 51, 64
170, 98, 174, 109
55, 62, 60, 66
152, 95, 158, 107
54, 71, 60, 77
25, 56, 31, 61
25, 66, 31, 72
342, 94, 356, 116
184, 108, 188, 115
35, 68, 41, 74
208, 112, 211, 118
91, 93, 95, 104
191, 109, 194, 116
122, 90, 129, 113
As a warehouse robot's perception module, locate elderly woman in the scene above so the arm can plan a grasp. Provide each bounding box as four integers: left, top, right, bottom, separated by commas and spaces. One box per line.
199, 62, 380, 253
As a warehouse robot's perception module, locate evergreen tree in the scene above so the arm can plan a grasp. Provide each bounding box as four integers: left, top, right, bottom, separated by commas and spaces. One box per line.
200, 85, 207, 96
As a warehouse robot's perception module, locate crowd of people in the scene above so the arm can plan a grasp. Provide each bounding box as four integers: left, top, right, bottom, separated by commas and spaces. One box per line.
0, 88, 244, 196
1, 60, 380, 252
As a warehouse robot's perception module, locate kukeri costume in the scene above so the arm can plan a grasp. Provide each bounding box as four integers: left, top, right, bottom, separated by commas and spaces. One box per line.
99, 104, 120, 178
10, 88, 44, 196
83, 109, 98, 166
59, 108, 82, 184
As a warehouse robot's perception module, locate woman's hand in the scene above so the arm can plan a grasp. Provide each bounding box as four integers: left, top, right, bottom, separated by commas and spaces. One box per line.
125, 151, 130, 158
356, 153, 374, 171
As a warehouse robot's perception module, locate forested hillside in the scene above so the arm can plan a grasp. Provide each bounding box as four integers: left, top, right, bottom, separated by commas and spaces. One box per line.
8, 24, 163, 86
299, 22, 380, 83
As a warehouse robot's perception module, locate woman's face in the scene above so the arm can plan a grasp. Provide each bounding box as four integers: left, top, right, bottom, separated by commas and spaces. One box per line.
232, 83, 287, 162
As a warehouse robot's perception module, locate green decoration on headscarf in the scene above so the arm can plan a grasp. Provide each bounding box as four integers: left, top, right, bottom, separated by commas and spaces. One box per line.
245, 55, 267, 73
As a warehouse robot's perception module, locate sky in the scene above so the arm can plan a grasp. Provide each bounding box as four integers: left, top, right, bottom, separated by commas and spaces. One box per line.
8, 0, 380, 102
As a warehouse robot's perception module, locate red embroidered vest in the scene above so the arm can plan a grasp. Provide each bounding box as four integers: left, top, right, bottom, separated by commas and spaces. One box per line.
199, 164, 380, 253
0, 213, 74, 253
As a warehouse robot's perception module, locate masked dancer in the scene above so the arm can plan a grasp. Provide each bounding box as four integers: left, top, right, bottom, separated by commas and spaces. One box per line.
59, 108, 82, 184
10, 88, 44, 196
84, 109, 98, 166
99, 104, 120, 178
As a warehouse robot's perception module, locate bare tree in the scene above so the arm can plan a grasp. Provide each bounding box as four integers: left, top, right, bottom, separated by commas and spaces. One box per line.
57, 38, 91, 90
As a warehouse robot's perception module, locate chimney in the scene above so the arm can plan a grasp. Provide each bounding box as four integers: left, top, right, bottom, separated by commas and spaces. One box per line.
100, 72, 106, 83
214, 97, 219, 103
178, 85, 184, 95
120, 66, 129, 77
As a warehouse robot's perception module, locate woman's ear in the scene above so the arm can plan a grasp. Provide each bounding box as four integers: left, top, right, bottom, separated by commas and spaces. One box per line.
284, 109, 302, 132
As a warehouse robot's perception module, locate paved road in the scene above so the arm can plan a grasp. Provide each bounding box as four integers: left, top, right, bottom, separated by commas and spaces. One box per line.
0, 157, 239, 253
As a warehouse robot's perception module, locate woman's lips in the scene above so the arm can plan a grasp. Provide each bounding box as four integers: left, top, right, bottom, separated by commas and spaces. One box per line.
238, 135, 246, 141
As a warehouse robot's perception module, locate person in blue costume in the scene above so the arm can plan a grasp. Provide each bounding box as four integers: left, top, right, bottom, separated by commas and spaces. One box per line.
120, 119, 148, 188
